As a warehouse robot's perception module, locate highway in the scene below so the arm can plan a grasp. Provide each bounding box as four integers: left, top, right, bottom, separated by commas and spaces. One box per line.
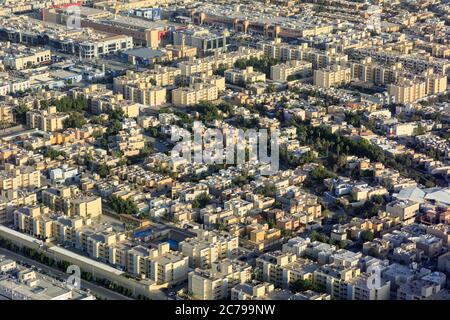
0, 247, 133, 300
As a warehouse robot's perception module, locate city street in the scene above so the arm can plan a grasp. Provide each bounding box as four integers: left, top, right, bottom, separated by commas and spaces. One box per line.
0, 247, 133, 300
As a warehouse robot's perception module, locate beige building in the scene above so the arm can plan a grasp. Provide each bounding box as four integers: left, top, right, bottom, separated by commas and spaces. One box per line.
114, 66, 181, 91
313, 65, 352, 88
190, 74, 226, 92
42, 186, 102, 218
188, 259, 252, 300
0, 189, 37, 225
386, 200, 420, 224
91, 96, 141, 117
108, 127, 145, 157
10, 207, 171, 280
172, 83, 218, 106
166, 43, 198, 60
0, 105, 13, 123
177, 47, 264, 77
179, 230, 239, 268
14, 206, 54, 240
314, 264, 361, 300
256, 251, 318, 289
350, 58, 402, 85
0, 164, 40, 191
70, 196, 102, 219
122, 83, 166, 107
26, 106, 69, 132
147, 243, 189, 285
224, 66, 266, 85
347, 273, 391, 300
397, 279, 441, 300
124, 242, 189, 283
388, 71, 447, 104
3, 48, 51, 70
388, 78, 427, 104
270, 60, 313, 82
259, 39, 347, 68
424, 70, 448, 95
231, 281, 276, 300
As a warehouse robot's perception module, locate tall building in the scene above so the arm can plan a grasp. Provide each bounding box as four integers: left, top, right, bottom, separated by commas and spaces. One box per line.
179, 230, 238, 268
188, 259, 252, 300
270, 60, 313, 82
172, 83, 218, 106
313, 65, 352, 88
26, 106, 69, 132
0, 164, 41, 191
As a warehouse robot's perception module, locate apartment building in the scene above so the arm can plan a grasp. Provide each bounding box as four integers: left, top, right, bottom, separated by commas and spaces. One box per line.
190, 74, 226, 92
313, 65, 352, 88
256, 251, 319, 289
0, 105, 13, 124
147, 243, 189, 285
424, 70, 448, 95
348, 47, 450, 75
14, 206, 51, 238
0, 83, 9, 96
121, 83, 166, 107
42, 186, 102, 218
113, 242, 189, 284
70, 196, 102, 219
0, 188, 37, 224
387, 75, 443, 104
224, 66, 266, 85
282, 237, 311, 257
314, 264, 361, 300
179, 230, 238, 268
188, 259, 252, 300
397, 279, 441, 300
90, 95, 141, 117
14, 199, 104, 243
347, 273, 391, 300
2, 78, 31, 94
350, 58, 402, 85
270, 60, 313, 82
0, 164, 40, 191
108, 127, 145, 157
259, 39, 348, 68
113, 66, 181, 91
26, 106, 69, 132
177, 47, 264, 77
231, 281, 276, 300
172, 83, 218, 106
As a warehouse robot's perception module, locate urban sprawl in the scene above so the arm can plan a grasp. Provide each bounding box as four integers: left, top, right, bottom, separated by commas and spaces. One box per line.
0, 0, 449, 301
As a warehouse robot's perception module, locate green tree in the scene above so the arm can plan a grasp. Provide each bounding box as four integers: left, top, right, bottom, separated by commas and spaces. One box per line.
14, 104, 28, 125
360, 230, 374, 242
290, 279, 326, 293
108, 195, 138, 215
192, 193, 212, 209
63, 112, 87, 128
96, 163, 111, 178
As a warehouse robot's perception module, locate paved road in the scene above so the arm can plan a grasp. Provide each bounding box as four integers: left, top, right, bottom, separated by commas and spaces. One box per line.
0, 126, 38, 140
0, 248, 133, 300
